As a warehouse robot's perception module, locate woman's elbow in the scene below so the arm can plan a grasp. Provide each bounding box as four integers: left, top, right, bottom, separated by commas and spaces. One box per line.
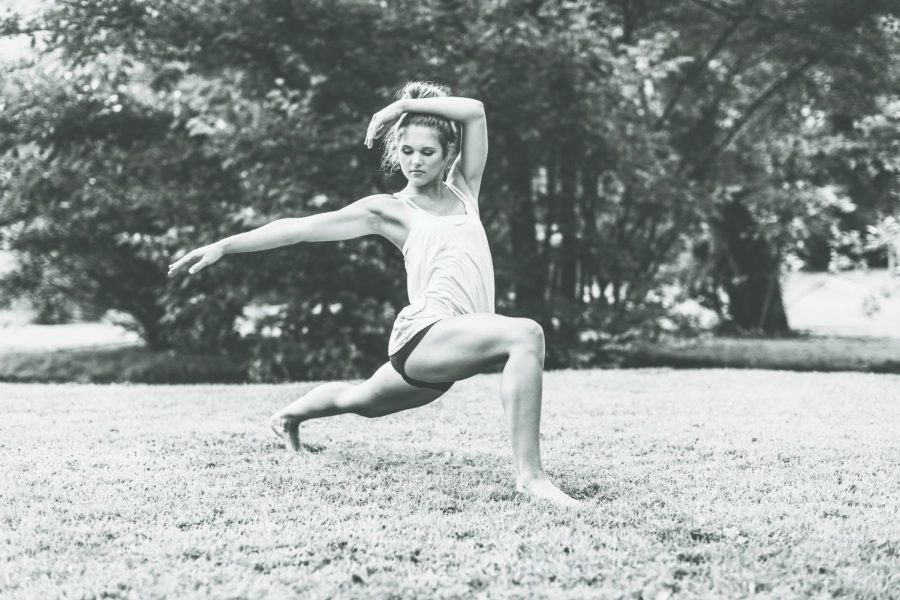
273, 217, 309, 245
464, 100, 485, 124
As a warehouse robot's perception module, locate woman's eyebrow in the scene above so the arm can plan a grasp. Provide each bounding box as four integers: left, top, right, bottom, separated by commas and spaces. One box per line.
400, 144, 437, 151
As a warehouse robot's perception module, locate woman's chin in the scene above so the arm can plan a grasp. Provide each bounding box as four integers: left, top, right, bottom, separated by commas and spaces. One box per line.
407, 172, 436, 185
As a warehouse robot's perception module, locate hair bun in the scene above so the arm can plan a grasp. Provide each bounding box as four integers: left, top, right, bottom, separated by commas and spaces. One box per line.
397, 80, 452, 101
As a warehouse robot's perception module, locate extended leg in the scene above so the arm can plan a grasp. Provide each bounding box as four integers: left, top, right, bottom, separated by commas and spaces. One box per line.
270, 382, 355, 451
270, 362, 445, 451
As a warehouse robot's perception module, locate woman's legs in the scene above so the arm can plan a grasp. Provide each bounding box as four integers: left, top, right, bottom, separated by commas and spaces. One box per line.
403, 314, 580, 507
270, 362, 445, 450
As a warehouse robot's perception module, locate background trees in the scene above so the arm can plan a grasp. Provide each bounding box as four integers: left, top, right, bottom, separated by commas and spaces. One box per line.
2, 0, 897, 379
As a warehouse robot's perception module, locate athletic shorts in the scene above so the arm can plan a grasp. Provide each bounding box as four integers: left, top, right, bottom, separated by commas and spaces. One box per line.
389, 321, 454, 392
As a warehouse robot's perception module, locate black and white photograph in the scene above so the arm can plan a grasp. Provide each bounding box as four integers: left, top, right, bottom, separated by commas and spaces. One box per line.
1, 0, 899, 597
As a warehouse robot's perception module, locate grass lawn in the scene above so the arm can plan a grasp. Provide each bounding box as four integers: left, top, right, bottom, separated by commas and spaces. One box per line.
3, 369, 900, 598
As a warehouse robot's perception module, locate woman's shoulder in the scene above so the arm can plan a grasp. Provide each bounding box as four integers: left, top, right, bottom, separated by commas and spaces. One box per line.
359, 192, 401, 209
352, 193, 412, 251
359, 193, 411, 225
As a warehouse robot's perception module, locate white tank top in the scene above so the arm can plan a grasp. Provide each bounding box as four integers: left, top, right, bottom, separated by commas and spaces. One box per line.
387, 180, 495, 355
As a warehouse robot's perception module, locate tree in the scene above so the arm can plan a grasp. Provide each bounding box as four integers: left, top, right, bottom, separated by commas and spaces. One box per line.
642, 0, 898, 333
2, 0, 897, 381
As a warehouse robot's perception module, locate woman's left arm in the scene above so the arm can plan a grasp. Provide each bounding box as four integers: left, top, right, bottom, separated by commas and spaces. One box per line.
366, 97, 488, 198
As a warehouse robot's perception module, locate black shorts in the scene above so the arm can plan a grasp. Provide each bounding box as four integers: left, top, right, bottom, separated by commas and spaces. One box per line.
389, 321, 454, 393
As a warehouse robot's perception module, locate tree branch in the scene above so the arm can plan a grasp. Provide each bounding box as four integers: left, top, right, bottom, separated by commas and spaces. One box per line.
705, 55, 817, 164
656, 13, 747, 129
687, 0, 743, 19
686, 0, 836, 37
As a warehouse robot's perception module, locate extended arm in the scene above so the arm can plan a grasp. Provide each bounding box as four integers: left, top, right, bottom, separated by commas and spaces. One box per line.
167, 196, 386, 276
219, 200, 380, 252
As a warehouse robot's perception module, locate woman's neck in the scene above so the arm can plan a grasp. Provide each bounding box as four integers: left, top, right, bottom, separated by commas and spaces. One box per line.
403, 179, 445, 204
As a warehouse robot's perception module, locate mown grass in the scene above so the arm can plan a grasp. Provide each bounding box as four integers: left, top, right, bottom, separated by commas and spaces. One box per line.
3, 369, 900, 598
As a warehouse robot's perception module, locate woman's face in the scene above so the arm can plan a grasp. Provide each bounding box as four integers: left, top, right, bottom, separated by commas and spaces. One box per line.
398, 125, 447, 186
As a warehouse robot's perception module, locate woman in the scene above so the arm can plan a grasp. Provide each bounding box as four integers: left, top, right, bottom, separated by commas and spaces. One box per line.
168, 81, 579, 507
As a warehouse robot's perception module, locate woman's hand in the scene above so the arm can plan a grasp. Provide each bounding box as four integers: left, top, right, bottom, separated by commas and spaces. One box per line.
364, 100, 406, 149
168, 242, 225, 277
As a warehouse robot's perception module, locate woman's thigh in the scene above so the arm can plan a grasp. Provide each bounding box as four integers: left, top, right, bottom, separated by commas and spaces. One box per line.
345, 362, 446, 417
404, 313, 534, 383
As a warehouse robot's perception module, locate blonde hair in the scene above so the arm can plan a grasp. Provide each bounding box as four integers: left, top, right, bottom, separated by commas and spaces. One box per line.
380, 80, 460, 176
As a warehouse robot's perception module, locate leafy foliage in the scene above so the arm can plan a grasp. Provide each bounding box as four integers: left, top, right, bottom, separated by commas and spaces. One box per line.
1, 0, 898, 378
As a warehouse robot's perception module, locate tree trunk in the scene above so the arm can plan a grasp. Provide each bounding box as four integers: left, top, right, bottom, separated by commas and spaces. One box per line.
558, 148, 578, 302
712, 200, 790, 334
506, 139, 546, 319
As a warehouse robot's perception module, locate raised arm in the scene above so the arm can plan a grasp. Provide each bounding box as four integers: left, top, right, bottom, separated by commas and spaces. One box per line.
366, 96, 488, 198
168, 195, 391, 277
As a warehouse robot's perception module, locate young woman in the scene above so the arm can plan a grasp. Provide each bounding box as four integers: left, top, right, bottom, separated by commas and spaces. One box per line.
168, 81, 579, 507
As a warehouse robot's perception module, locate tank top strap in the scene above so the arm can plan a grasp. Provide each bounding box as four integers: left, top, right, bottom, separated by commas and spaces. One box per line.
393, 193, 423, 213
443, 181, 476, 215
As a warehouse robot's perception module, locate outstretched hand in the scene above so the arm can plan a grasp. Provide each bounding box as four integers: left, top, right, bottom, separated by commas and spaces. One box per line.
364, 100, 405, 149
168, 243, 224, 277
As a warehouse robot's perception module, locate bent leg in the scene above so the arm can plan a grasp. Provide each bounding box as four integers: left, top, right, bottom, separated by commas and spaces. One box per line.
404, 314, 579, 507
270, 362, 446, 451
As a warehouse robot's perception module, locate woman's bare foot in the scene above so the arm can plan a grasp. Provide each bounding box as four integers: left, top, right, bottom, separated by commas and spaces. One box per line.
269, 414, 301, 452
516, 477, 582, 508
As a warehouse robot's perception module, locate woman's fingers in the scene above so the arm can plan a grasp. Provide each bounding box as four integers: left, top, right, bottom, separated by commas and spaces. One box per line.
168, 255, 188, 275
366, 121, 379, 148
168, 250, 200, 276
188, 258, 206, 275
365, 103, 406, 147
168, 243, 223, 277
364, 115, 376, 147
366, 125, 386, 148
365, 112, 389, 148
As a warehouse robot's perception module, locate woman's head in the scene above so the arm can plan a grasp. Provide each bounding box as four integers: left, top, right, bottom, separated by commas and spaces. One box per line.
380, 81, 459, 182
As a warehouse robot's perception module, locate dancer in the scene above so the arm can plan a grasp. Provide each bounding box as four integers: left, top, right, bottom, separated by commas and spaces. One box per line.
168, 81, 579, 507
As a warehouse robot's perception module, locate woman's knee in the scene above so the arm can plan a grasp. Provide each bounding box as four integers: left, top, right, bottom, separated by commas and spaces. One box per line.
508, 318, 545, 354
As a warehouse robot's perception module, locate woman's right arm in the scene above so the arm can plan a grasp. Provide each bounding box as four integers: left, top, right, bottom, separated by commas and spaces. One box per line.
168, 195, 391, 276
